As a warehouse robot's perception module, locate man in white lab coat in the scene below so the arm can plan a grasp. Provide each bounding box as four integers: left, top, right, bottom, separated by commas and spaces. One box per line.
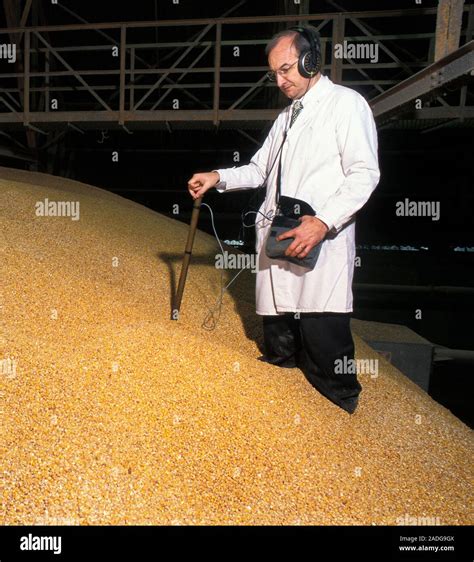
188, 26, 380, 414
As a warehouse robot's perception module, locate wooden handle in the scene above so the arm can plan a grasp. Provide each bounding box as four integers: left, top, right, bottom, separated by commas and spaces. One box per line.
172, 196, 203, 320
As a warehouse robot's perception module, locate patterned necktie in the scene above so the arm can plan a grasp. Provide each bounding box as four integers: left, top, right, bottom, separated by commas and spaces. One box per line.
290, 100, 303, 127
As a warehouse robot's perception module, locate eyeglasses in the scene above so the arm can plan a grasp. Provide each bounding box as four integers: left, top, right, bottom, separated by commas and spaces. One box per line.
266, 59, 299, 82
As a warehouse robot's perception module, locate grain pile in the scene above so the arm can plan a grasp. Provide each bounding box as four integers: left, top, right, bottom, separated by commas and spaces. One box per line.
0, 165, 472, 526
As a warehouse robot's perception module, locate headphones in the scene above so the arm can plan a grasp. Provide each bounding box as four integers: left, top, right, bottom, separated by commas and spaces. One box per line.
289, 25, 322, 79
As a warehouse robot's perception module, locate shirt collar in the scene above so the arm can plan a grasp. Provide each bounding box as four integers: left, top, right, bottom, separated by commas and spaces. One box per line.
291, 74, 332, 110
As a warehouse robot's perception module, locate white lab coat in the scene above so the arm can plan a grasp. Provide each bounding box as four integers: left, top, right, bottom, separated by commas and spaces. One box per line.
215, 74, 380, 315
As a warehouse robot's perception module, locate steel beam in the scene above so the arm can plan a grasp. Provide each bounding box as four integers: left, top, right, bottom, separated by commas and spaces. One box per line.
32, 31, 112, 111
133, 24, 217, 110
435, 0, 465, 61
125, 0, 248, 111
341, 56, 385, 94
0, 78, 403, 97
0, 129, 28, 150
0, 146, 35, 161
150, 45, 212, 110
53, 0, 212, 113
0, 109, 281, 123
130, 46, 135, 109
119, 25, 126, 125
236, 128, 261, 147
346, 16, 414, 77
229, 75, 268, 110
420, 118, 462, 133
0, 59, 430, 80
0, 94, 21, 114
0, 8, 447, 35
23, 29, 29, 124
325, 0, 423, 76
0, 8, 471, 129
330, 14, 345, 84
213, 23, 222, 125
20, 0, 32, 27
370, 40, 474, 119
11, 34, 436, 55
415, 106, 474, 118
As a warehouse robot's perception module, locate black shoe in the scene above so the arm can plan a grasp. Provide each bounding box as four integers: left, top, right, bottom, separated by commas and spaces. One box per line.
340, 395, 359, 414
257, 355, 297, 369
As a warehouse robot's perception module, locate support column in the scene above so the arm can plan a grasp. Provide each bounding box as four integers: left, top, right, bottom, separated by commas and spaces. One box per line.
434, 0, 465, 61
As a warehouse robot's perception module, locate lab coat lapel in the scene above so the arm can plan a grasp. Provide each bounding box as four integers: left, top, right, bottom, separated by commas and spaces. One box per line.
287, 75, 333, 136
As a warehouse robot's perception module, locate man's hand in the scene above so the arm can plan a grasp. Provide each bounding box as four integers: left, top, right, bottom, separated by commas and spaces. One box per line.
276, 215, 329, 259
187, 171, 220, 200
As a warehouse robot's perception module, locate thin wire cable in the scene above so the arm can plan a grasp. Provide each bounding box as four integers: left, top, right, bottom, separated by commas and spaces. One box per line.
200, 202, 253, 331
239, 100, 293, 232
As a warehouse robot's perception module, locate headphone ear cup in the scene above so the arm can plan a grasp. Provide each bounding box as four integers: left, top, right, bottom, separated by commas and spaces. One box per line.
312, 41, 322, 75
313, 49, 322, 75
298, 50, 317, 78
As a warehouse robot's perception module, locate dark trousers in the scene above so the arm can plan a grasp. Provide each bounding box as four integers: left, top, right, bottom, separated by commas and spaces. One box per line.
262, 313, 361, 414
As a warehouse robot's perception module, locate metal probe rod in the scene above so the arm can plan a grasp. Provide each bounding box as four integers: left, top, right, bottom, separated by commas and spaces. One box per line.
172, 196, 203, 320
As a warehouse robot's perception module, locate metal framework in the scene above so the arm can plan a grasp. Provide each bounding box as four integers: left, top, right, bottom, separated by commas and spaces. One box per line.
0, 6, 473, 131
371, 40, 474, 122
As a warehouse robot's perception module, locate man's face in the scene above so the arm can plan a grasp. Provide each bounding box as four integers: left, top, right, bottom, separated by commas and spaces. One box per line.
268, 36, 310, 100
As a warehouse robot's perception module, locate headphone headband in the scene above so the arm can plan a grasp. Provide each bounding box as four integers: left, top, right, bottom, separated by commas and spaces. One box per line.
289, 25, 321, 79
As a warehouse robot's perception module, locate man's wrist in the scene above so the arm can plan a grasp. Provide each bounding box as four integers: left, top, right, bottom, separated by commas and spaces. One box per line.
314, 213, 334, 232
314, 216, 329, 232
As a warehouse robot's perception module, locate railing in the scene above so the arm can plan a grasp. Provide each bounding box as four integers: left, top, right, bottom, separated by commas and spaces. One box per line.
0, 7, 472, 126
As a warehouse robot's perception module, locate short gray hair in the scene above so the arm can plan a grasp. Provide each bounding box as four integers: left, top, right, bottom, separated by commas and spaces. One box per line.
265, 28, 311, 57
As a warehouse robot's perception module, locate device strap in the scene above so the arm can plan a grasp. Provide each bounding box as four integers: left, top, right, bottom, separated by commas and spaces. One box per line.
275, 129, 288, 210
